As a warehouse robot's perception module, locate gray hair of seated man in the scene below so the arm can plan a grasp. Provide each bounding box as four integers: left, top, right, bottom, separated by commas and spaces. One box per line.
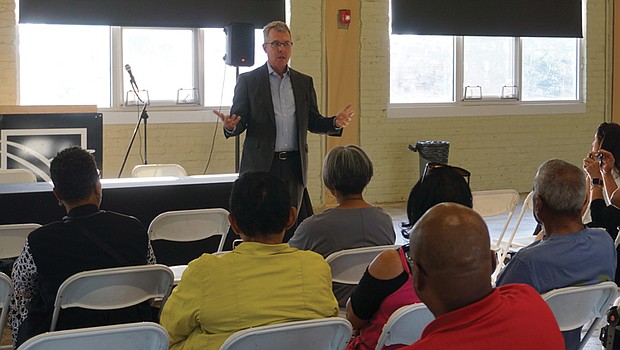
533, 159, 586, 215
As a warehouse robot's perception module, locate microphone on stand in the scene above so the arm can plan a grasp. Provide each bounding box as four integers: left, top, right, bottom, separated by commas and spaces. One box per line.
118, 64, 150, 177
125, 64, 139, 91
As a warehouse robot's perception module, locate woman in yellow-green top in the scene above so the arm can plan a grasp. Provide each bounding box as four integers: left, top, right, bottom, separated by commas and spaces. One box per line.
160, 172, 339, 350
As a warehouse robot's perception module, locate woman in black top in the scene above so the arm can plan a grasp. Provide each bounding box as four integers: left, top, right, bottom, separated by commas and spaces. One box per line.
9, 146, 156, 347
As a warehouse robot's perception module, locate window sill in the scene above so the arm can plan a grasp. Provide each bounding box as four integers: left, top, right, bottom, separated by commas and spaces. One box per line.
387, 101, 586, 118
99, 105, 231, 124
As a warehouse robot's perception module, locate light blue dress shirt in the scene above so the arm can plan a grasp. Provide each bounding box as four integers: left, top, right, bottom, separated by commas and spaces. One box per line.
268, 64, 298, 152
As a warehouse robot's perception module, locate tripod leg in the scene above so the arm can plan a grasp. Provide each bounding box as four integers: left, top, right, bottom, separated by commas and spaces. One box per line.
117, 116, 143, 178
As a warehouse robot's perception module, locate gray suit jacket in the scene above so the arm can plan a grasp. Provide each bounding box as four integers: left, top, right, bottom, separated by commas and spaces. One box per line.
227, 63, 342, 186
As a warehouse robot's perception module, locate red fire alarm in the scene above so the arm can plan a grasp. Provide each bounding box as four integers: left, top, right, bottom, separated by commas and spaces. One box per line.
338, 9, 351, 29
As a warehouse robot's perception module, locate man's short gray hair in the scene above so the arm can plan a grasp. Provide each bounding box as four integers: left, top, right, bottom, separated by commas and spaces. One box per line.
263, 21, 291, 43
533, 159, 586, 215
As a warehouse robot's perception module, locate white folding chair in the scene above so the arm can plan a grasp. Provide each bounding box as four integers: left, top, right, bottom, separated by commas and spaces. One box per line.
131, 164, 187, 177
170, 251, 232, 285
542, 281, 618, 350
326, 245, 400, 316
325, 245, 400, 285
169, 265, 187, 285
374, 303, 434, 350
0, 272, 12, 346
0, 169, 37, 184
17, 322, 169, 350
219, 318, 353, 350
0, 223, 41, 259
148, 208, 230, 253
49, 264, 174, 331
499, 191, 536, 256
472, 189, 519, 277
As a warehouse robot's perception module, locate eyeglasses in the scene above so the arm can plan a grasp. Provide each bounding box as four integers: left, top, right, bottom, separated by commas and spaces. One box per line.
404, 245, 428, 276
404, 245, 414, 268
422, 162, 471, 185
265, 41, 293, 48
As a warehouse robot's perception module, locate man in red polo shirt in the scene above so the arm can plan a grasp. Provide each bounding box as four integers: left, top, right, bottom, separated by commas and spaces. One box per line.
403, 203, 564, 350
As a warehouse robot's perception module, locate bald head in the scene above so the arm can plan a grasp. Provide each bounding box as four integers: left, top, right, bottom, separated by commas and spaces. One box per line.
410, 203, 494, 316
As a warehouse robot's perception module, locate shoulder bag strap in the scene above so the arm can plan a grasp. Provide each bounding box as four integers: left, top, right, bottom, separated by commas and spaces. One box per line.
65, 221, 129, 265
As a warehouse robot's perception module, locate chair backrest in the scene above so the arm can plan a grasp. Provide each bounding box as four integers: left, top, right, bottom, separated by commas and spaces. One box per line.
50, 264, 174, 331
325, 245, 400, 285
374, 303, 434, 350
148, 208, 230, 252
219, 318, 353, 350
0, 168, 37, 184
131, 164, 187, 177
472, 189, 520, 243
18, 322, 169, 350
169, 265, 187, 285
0, 272, 12, 345
542, 281, 618, 350
0, 223, 41, 259
169, 251, 232, 284
495, 191, 535, 265
472, 190, 519, 281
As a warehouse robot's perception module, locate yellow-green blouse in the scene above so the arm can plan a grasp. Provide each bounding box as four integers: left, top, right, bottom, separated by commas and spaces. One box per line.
160, 242, 339, 350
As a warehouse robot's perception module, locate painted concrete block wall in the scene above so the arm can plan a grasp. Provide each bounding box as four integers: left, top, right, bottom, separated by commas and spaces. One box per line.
289, 0, 327, 206
102, 122, 239, 178
0, 0, 17, 105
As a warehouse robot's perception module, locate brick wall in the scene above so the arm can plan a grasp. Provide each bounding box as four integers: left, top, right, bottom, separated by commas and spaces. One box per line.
0, 0, 17, 105
0, 0, 612, 207
289, 0, 326, 206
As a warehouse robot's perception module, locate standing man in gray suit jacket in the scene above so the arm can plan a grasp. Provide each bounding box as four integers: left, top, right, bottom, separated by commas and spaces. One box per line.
214, 21, 353, 239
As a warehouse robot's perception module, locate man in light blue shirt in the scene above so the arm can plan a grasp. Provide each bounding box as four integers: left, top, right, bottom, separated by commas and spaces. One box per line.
497, 159, 617, 350
214, 21, 353, 240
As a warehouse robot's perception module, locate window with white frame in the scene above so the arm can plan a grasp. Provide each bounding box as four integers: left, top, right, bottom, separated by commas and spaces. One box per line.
18, 24, 263, 109
390, 35, 454, 104
203, 28, 265, 107
389, 33, 582, 116
521, 37, 579, 101
121, 28, 195, 105
19, 24, 112, 107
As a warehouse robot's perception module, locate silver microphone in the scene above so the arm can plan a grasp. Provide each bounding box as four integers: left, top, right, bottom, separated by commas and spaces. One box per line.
125, 64, 139, 91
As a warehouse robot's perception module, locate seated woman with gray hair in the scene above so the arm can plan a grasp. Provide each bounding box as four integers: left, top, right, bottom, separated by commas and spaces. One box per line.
289, 145, 395, 306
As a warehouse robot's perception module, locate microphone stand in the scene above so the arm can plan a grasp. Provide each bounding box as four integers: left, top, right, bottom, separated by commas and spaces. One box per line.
118, 83, 149, 178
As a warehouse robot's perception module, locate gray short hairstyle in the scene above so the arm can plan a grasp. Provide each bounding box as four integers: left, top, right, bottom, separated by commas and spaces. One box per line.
533, 159, 586, 215
263, 21, 291, 43
322, 145, 373, 195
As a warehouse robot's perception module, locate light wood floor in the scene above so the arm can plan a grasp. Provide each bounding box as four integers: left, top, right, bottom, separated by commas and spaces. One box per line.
1, 324, 11, 347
